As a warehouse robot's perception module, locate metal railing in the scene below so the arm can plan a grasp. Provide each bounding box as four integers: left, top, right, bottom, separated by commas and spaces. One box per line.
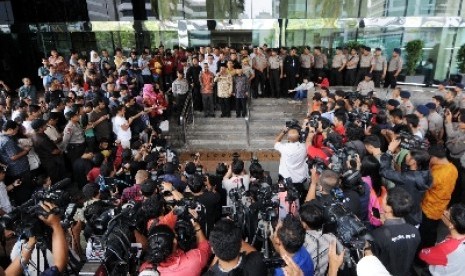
179, 92, 194, 145
245, 93, 252, 147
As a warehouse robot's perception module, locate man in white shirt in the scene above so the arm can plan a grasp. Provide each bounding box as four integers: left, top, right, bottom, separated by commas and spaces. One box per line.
274, 126, 309, 201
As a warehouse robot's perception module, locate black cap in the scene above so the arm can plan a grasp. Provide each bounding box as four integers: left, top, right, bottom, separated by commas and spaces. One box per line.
185, 162, 196, 174
31, 119, 47, 130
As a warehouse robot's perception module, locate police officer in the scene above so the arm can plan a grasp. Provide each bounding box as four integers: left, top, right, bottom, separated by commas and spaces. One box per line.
330, 47, 346, 86
63, 110, 86, 169
357, 46, 374, 84
400, 90, 414, 115
300, 46, 314, 82
345, 48, 359, 86
252, 47, 268, 97
384, 48, 403, 89
283, 47, 300, 97
372, 48, 387, 88
268, 48, 283, 98
313, 46, 327, 83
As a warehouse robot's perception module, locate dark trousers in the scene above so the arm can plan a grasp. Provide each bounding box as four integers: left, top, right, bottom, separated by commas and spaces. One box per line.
383, 71, 398, 88
236, 98, 247, 117
192, 84, 202, 111
175, 93, 188, 115
419, 212, 440, 249
372, 70, 383, 87
269, 69, 281, 98
66, 143, 86, 168
285, 71, 298, 97
253, 70, 266, 98
313, 68, 324, 83
357, 67, 370, 84
330, 68, 343, 86
201, 93, 214, 116
345, 68, 357, 86
300, 68, 312, 82
219, 97, 230, 116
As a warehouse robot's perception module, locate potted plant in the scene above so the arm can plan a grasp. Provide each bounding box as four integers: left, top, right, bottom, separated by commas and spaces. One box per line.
404, 40, 425, 83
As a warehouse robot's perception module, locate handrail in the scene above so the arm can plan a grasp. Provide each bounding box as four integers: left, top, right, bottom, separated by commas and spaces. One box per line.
179, 92, 193, 145
245, 93, 252, 147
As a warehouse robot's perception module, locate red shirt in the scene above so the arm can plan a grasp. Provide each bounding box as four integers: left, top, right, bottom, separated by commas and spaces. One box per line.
87, 167, 100, 183
419, 236, 465, 268
334, 125, 346, 137
319, 78, 330, 88
139, 240, 211, 276
163, 57, 175, 74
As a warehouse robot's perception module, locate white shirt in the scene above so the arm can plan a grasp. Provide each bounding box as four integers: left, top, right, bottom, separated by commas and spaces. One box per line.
0, 182, 12, 213
222, 175, 250, 206
293, 82, 314, 91
274, 141, 309, 183
112, 115, 131, 148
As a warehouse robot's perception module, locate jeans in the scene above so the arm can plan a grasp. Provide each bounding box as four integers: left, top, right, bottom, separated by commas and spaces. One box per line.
202, 93, 214, 116
293, 90, 307, 101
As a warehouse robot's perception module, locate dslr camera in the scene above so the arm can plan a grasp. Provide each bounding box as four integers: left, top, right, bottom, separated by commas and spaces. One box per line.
398, 131, 428, 150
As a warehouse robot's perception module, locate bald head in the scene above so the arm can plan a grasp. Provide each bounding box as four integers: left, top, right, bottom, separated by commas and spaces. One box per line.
287, 128, 300, 142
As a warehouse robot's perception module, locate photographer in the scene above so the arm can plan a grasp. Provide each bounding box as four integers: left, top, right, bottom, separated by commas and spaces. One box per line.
5, 202, 68, 276
299, 202, 338, 276
139, 212, 211, 275
271, 215, 313, 276
305, 169, 361, 217
222, 160, 250, 206
371, 187, 420, 276
185, 174, 220, 236
380, 139, 432, 226
207, 219, 266, 275
121, 169, 149, 203
274, 127, 308, 200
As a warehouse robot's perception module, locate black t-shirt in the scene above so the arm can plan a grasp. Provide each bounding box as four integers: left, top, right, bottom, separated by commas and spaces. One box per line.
194, 191, 221, 236
371, 218, 420, 276
205, 251, 267, 276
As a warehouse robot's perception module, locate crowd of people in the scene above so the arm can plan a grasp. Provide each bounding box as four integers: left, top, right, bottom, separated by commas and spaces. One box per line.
0, 42, 462, 276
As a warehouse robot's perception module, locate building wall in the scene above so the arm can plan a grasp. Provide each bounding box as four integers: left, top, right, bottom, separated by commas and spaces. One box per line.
1, 0, 465, 85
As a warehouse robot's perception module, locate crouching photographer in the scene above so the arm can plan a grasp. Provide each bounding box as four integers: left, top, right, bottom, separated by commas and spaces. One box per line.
139, 210, 211, 275
3, 201, 68, 276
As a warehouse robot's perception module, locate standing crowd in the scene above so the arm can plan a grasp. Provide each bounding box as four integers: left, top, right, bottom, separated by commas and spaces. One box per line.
0, 43, 462, 276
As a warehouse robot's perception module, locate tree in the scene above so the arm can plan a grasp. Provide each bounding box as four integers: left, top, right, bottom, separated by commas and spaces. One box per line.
405, 40, 424, 76
456, 44, 465, 74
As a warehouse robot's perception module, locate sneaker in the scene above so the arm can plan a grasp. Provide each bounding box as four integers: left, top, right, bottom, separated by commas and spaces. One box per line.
288, 100, 296, 104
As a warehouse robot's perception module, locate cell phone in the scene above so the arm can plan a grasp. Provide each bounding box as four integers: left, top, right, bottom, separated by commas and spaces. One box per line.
372, 207, 381, 219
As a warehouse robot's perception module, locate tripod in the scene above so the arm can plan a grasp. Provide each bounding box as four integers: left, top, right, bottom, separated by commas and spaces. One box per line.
251, 217, 273, 258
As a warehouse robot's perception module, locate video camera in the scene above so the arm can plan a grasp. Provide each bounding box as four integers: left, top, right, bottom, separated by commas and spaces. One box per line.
330, 147, 358, 174
275, 177, 300, 203
398, 131, 429, 150
348, 111, 372, 128
0, 178, 73, 239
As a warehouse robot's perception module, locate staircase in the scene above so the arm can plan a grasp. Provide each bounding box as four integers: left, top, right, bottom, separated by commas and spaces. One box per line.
181, 98, 308, 151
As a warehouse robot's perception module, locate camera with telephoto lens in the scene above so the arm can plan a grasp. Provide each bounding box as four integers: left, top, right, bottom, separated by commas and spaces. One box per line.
398, 131, 429, 150
0, 178, 72, 239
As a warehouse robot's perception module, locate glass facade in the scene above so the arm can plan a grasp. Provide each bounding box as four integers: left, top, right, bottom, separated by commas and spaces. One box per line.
1, 0, 465, 84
